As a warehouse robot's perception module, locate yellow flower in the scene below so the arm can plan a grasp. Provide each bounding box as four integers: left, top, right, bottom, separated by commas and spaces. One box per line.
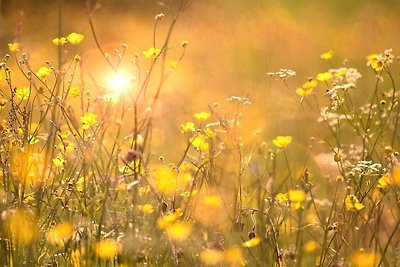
272, 135, 292, 148
52, 155, 66, 168
46, 222, 74, 247
52, 37, 67, 46
377, 174, 392, 189
36, 66, 52, 81
366, 53, 384, 71
138, 204, 154, 215
320, 50, 334, 60
190, 134, 209, 151
304, 241, 319, 253
152, 166, 178, 195
180, 121, 195, 133
345, 195, 364, 211
165, 221, 192, 241
316, 72, 333, 82
242, 236, 261, 248
194, 111, 211, 121
157, 209, 183, 229
168, 60, 179, 69
15, 86, 31, 100
7, 208, 38, 245
143, 47, 161, 59
288, 189, 306, 210
94, 239, 122, 260
80, 112, 97, 130
203, 195, 222, 208
351, 251, 379, 267
302, 80, 318, 89
200, 249, 224, 265
76, 176, 85, 192
67, 32, 84, 45
204, 127, 216, 138
8, 43, 21, 53
275, 192, 288, 205
226, 246, 246, 266
69, 86, 80, 97
295, 87, 313, 97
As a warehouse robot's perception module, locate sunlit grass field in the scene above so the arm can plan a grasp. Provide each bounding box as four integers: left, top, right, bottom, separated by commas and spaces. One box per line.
1, 0, 400, 266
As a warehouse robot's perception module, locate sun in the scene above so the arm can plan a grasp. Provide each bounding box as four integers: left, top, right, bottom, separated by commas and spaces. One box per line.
105, 71, 131, 94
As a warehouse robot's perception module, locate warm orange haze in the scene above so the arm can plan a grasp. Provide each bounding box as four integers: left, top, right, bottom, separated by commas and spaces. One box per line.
0, 0, 400, 266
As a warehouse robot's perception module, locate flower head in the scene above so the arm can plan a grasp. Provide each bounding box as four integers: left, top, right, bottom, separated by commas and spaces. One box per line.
8, 43, 21, 53
143, 47, 161, 59
36, 66, 52, 81
272, 135, 292, 148
80, 112, 97, 130
320, 50, 334, 60
94, 239, 122, 260
52, 37, 67, 46
67, 32, 84, 45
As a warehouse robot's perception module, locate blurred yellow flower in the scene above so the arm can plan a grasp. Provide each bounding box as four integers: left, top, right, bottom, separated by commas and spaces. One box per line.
272, 135, 292, 148
94, 239, 122, 260
242, 236, 261, 248
190, 134, 209, 151
143, 47, 161, 59
204, 127, 216, 138
366, 53, 384, 71
302, 80, 318, 89
46, 222, 74, 247
200, 249, 224, 265
52, 155, 66, 168
80, 112, 97, 130
316, 72, 333, 82
377, 174, 392, 189
76, 176, 85, 192
203, 195, 222, 208
36, 66, 52, 81
52, 37, 67, 46
194, 111, 211, 121
226, 246, 246, 266
7, 208, 38, 245
351, 251, 379, 267
15, 86, 30, 100
69, 86, 80, 97
152, 166, 178, 195
67, 32, 84, 44
138, 203, 154, 215
8, 43, 21, 53
345, 195, 364, 211
157, 209, 183, 229
168, 60, 179, 69
320, 50, 334, 60
180, 121, 195, 133
295, 87, 313, 97
288, 189, 306, 210
165, 221, 192, 241
304, 241, 319, 253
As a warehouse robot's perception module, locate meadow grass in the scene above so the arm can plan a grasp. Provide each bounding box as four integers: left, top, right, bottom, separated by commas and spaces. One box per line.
0, 1, 400, 266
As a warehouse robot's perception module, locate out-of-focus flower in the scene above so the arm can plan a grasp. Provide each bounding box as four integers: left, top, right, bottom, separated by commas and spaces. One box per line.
7, 208, 38, 245
351, 251, 379, 267
80, 112, 97, 130
138, 204, 154, 215
165, 221, 192, 241
194, 111, 211, 121
316, 72, 333, 82
377, 174, 392, 189
69, 86, 80, 97
67, 32, 84, 44
180, 121, 195, 133
143, 47, 161, 59
168, 60, 179, 69
94, 239, 122, 260
272, 135, 292, 148
226, 246, 246, 266
8, 43, 21, 53
242, 236, 261, 248
200, 249, 224, 265
52, 37, 67, 46
345, 195, 364, 211
320, 50, 334, 60
36, 66, 52, 81
15, 86, 31, 100
288, 189, 306, 210
190, 134, 209, 151
46, 222, 74, 247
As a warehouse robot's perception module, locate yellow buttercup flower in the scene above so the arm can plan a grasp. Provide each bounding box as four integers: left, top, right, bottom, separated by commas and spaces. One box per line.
69, 86, 80, 97
288, 189, 306, 210
52, 37, 67, 46
377, 174, 392, 189
190, 134, 209, 151
52, 155, 66, 168
46, 222, 74, 247
67, 32, 84, 45
194, 111, 211, 121
138, 204, 154, 215
143, 47, 161, 59
8, 43, 21, 53
180, 121, 195, 133
320, 50, 334, 60
168, 60, 179, 69
200, 249, 224, 265
7, 208, 38, 245
94, 239, 122, 260
15, 86, 31, 100
226, 246, 246, 266
272, 135, 292, 148
295, 87, 313, 97
36, 66, 52, 81
80, 112, 98, 130
316, 72, 333, 82
165, 221, 192, 241
366, 53, 384, 71
242, 237, 261, 248
351, 251, 379, 267
345, 195, 364, 211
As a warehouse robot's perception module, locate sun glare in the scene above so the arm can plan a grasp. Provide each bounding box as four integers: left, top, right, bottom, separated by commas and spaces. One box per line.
105, 72, 131, 93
